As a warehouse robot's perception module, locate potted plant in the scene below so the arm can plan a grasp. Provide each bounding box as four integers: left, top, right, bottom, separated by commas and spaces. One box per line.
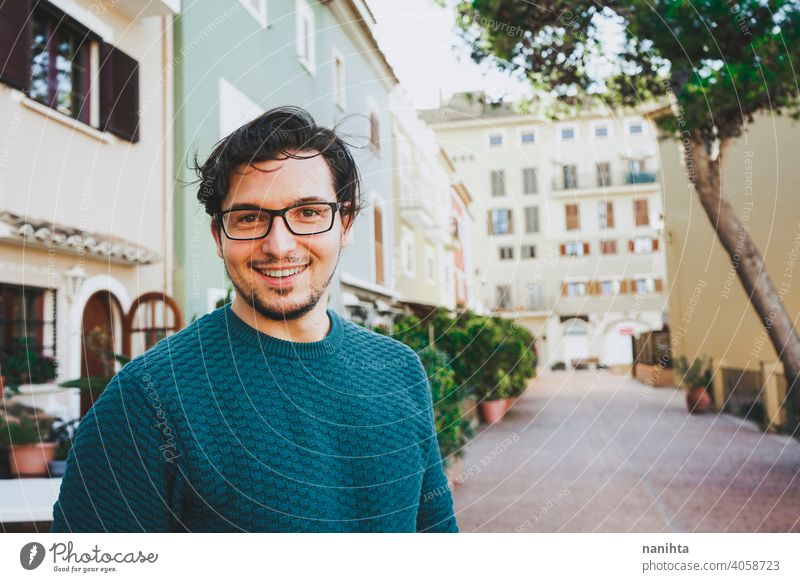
1, 339, 58, 397
1, 403, 57, 477
675, 355, 713, 414
47, 417, 80, 477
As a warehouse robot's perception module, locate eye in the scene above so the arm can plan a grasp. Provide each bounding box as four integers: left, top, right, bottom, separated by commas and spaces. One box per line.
300, 208, 321, 217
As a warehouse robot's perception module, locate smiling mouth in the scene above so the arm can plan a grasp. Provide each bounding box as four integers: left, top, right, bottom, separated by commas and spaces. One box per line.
255, 265, 308, 278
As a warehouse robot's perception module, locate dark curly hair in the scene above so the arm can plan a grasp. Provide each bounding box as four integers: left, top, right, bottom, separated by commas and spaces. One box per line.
194, 106, 363, 230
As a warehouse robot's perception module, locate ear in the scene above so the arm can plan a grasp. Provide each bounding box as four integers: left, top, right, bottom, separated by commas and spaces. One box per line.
340, 211, 354, 248
210, 218, 224, 259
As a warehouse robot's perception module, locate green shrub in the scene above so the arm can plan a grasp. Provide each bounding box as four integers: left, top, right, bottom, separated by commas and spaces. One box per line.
419, 348, 473, 463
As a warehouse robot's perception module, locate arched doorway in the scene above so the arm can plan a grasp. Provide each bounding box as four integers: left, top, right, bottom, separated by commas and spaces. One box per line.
81, 291, 124, 378
562, 319, 589, 366
603, 320, 651, 366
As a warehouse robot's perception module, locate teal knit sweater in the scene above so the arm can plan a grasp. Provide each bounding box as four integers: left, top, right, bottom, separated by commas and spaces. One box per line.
50, 305, 458, 533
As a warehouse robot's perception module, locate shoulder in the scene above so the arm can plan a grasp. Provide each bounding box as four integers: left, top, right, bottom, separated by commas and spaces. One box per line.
339, 315, 421, 363
120, 307, 224, 383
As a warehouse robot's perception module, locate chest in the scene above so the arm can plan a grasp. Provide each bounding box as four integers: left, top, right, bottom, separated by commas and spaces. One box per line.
179, 382, 430, 531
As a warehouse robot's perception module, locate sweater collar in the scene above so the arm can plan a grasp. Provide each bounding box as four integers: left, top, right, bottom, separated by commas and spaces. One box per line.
216, 303, 345, 359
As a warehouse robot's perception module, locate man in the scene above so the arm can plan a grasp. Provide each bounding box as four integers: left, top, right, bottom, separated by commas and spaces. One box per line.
51, 107, 458, 533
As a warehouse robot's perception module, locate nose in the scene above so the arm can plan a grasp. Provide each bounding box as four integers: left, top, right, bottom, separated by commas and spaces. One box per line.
260, 214, 298, 256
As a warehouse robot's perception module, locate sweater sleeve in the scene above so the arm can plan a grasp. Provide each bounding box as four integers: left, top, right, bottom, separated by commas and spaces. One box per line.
414, 358, 459, 533
50, 369, 184, 532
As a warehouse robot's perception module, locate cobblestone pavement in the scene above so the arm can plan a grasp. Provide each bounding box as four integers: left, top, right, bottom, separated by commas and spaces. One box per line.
451, 370, 800, 532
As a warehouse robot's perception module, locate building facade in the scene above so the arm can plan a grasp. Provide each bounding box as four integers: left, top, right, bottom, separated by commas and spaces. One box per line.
172, 0, 399, 327
390, 88, 475, 317
422, 92, 668, 369
0, 0, 181, 409
658, 113, 800, 430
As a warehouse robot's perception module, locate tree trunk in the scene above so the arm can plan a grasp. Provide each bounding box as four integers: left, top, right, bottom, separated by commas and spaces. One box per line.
682, 135, 800, 431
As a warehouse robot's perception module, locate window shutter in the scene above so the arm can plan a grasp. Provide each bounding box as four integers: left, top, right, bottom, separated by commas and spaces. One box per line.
629, 239, 634, 252
99, 42, 140, 142
653, 238, 660, 251
487, 210, 493, 235
606, 202, 615, 228
559, 243, 566, 256
655, 278, 664, 292
561, 282, 568, 296
619, 280, 628, 293
374, 205, 384, 285
507, 209, 513, 233
583, 242, 590, 255
0, 0, 32, 91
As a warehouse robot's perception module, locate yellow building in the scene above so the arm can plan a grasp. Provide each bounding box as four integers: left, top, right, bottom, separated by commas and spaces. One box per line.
657, 113, 800, 431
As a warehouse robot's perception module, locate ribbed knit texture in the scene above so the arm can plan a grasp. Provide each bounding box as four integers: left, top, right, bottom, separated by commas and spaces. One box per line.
50, 305, 458, 533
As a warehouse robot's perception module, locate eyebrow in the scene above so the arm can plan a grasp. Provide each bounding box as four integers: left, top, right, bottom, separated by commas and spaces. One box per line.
224, 196, 332, 212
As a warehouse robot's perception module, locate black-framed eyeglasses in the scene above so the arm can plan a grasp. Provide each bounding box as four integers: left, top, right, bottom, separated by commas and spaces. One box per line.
218, 202, 342, 240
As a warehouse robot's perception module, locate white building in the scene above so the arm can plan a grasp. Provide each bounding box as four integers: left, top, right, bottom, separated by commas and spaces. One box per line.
0, 0, 181, 411
390, 88, 475, 317
421, 92, 668, 369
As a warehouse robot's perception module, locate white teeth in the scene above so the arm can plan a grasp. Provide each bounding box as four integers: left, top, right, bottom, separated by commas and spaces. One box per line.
259, 265, 306, 277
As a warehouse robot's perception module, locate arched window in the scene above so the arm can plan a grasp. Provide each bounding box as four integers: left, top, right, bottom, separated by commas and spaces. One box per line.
123, 293, 183, 357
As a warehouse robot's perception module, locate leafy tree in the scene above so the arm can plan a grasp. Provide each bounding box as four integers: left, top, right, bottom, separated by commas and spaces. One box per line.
455, 0, 800, 422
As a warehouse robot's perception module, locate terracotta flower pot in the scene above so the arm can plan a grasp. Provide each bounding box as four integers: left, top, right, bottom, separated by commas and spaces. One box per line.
480, 399, 507, 424
686, 386, 711, 414
9, 442, 57, 477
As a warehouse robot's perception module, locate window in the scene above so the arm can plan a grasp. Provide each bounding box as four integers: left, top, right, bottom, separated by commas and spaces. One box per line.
523, 167, 538, 194
496, 285, 512, 310
596, 162, 611, 187
521, 245, 536, 259
594, 124, 609, 138
635, 199, 650, 226
600, 240, 618, 255
332, 48, 346, 109
560, 126, 576, 141
238, 0, 268, 28
491, 170, 505, 196
601, 279, 621, 296
524, 206, 540, 233
296, 0, 316, 72
563, 165, 578, 189
629, 122, 644, 135
563, 241, 587, 257
30, 6, 91, 123
0, 283, 57, 359
368, 107, 380, 151
0, 2, 140, 141
565, 281, 587, 297
598, 200, 614, 229
488, 208, 512, 235
499, 246, 514, 260
565, 203, 580, 231
488, 133, 503, 147
521, 130, 535, 144
635, 277, 656, 294
527, 282, 545, 309
425, 245, 436, 283
401, 226, 415, 276
632, 237, 655, 254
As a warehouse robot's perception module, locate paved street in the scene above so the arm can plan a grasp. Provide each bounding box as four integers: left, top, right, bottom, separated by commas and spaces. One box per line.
452, 370, 800, 532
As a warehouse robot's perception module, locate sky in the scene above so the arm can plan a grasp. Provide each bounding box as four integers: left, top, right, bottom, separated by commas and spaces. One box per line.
366, 0, 532, 109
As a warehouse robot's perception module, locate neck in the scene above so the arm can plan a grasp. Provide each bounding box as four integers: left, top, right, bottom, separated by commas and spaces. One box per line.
230, 294, 331, 343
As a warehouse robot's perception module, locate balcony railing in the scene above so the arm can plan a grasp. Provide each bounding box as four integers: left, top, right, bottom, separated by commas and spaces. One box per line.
552, 171, 658, 191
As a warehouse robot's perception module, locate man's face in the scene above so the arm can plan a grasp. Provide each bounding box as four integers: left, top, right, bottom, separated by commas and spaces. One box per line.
211, 152, 352, 321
